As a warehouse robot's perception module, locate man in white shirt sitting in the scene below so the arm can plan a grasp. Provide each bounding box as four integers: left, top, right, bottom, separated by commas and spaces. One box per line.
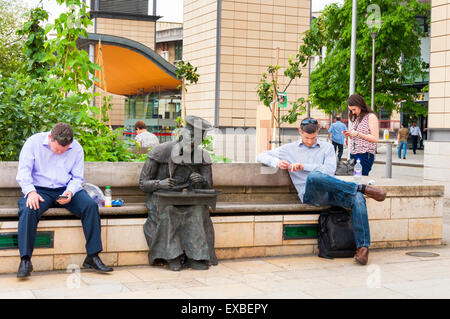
257, 118, 387, 265
134, 120, 160, 148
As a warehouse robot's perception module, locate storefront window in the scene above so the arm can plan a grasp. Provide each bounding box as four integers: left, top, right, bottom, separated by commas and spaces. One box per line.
175, 41, 182, 62
124, 89, 181, 143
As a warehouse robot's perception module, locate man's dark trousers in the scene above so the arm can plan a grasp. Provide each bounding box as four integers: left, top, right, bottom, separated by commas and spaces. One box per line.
332, 141, 344, 161
18, 187, 103, 258
411, 135, 419, 154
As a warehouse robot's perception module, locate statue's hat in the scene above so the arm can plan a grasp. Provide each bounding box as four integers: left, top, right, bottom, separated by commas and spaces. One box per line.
185, 115, 213, 131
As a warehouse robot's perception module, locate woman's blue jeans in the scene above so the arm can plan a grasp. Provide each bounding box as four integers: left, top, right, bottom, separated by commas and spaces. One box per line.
303, 171, 370, 249
398, 141, 407, 158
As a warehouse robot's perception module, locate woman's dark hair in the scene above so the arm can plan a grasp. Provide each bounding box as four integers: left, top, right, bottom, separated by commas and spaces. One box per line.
51, 123, 73, 146
347, 94, 374, 122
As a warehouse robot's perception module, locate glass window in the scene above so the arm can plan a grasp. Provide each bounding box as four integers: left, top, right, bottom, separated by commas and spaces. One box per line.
124, 89, 182, 141
175, 41, 183, 62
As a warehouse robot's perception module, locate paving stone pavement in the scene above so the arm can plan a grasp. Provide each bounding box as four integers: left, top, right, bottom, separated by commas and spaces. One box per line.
1, 163, 449, 300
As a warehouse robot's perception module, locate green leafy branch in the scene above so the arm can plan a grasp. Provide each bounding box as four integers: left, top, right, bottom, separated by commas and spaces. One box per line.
256, 51, 309, 126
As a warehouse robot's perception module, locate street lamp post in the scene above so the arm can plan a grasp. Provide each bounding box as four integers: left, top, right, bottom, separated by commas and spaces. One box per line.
371, 32, 376, 111
348, 0, 358, 159
366, 5, 383, 111
369, 27, 381, 111
349, 0, 357, 96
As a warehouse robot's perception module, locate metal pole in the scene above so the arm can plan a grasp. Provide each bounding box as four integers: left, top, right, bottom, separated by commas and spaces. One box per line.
348, 0, 357, 159
349, 0, 357, 95
385, 142, 392, 178
308, 1, 312, 119
371, 33, 375, 111
307, 56, 311, 118
89, 44, 96, 111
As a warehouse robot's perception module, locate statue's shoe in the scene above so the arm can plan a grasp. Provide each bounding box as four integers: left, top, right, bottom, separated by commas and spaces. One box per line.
168, 257, 182, 271
186, 259, 209, 270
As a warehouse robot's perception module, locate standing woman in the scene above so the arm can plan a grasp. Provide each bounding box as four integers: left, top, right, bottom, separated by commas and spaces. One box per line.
343, 94, 379, 176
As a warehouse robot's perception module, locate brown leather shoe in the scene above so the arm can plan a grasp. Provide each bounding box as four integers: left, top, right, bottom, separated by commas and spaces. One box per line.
354, 247, 369, 265
363, 185, 387, 202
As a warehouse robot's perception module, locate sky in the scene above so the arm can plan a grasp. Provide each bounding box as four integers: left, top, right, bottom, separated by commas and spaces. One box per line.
22, 0, 345, 23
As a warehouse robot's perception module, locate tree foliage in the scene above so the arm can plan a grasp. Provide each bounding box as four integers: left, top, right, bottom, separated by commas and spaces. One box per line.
299, 0, 430, 117
256, 57, 308, 125
0, 0, 143, 161
0, 0, 27, 77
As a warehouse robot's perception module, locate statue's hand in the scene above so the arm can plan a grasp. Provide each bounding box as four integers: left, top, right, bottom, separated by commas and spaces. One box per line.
159, 178, 175, 189
189, 172, 204, 184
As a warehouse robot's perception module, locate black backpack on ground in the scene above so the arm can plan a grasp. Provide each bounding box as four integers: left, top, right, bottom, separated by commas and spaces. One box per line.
318, 206, 357, 259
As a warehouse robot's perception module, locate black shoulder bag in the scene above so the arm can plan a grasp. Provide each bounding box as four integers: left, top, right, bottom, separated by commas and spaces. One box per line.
318, 206, 357, 259
335, 158, 355, 176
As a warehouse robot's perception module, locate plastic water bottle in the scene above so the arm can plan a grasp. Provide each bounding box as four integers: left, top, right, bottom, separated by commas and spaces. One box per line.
104, 186, 112, 207
354, 159, 362, 183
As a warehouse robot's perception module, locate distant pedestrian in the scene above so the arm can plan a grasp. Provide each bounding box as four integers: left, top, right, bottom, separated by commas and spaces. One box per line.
409, 121, 422, 154
134, 120, 159, 148
328, 116, 348, 161
397, 123, 409, 159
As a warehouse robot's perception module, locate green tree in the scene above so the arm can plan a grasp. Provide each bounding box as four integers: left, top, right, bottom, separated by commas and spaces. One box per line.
256, 52, 308, 125
0, 1, 143, 162
175, 60, 199, 121
299, 0, 429, 117
0, 0, 27, 77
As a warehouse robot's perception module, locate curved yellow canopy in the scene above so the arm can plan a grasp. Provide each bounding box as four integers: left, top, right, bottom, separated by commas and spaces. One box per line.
78, 33, 181, 96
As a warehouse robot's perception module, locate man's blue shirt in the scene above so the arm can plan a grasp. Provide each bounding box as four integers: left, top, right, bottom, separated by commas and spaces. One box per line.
16, 132, 85, 197
257, 139, 336, 202
328, 121, 347, 145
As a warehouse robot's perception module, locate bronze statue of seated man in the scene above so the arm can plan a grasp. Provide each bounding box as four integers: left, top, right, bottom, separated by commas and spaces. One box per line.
139, 115, 218, 271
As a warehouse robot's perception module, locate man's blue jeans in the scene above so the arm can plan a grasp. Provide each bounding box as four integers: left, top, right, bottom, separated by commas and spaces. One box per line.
398, 141, 407, 158
303, 171, 370, 249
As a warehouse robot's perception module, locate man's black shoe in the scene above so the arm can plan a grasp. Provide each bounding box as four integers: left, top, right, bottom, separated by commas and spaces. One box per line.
17, 259, 33, 278
83, 255, 113, 272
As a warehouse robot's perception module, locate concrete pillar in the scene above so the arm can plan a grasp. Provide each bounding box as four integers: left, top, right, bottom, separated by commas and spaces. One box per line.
425, 0, 450, 200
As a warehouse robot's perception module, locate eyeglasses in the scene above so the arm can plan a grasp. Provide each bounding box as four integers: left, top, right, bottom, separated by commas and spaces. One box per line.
301, 118, 318, 126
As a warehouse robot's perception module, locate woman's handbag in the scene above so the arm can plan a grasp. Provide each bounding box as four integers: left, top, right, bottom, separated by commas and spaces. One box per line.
335, 158, 355, 176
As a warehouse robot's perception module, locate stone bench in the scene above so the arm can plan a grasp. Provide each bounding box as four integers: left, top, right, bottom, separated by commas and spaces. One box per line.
0, 162, 444, 274
0, 202, 326, 218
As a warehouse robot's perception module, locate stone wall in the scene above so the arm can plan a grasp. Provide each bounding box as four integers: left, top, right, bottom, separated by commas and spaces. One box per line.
0, 162, 444, 274
426, 0, 450, 199
183, 0, 313, 128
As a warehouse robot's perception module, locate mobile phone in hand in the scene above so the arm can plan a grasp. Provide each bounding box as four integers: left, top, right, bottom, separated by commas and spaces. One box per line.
57, 195, 68, 199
